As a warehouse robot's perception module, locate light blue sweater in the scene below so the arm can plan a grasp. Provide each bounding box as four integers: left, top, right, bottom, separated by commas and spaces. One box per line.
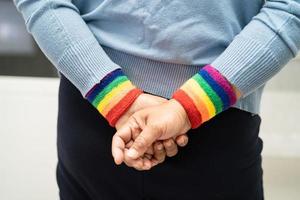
14, 0, 300, 114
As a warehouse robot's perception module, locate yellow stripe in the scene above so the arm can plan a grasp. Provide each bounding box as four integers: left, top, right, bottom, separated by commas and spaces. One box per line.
101, 87, 132, 116
181, 84, 209, 122
182, 79, 216, 117
97, 80, 135, 113
181, 84, 210, 122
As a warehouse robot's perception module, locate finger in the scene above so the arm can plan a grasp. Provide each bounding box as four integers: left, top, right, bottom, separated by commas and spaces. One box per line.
125, 125, 142, 149
163, 138, 178, 157
111, 134, 126, 165
141, 157, 152, 170
125, 140, 134, 148
124, 146, 154, 171
129, 144, 153, 156
145, 145, 154, 155
112, 125, 134, 165
124, 154, 152, 171
125, 159, 144, 171
127, 126, 161, 159
124, 149, 144, 170
144, 153, 152, 160
153, 141, 166, 164
175, 134, 189, 147
132, 126, 141, 140
112, 117, 142, 164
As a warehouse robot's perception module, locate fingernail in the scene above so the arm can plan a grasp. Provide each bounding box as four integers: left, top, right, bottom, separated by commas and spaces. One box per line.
157, 144, 163, 150
114, 158, 120, 165
114, 156, 121, 165
127, 149, 138, 158
180, 138, 186, 144
166, 141, 172, 147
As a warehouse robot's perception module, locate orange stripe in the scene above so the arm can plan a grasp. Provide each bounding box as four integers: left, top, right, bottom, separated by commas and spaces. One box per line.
181, 85, 210, 123
106, 88, 143, 127
101, 87, 135, 116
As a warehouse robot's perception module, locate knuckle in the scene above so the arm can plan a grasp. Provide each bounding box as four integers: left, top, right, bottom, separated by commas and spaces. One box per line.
155, 148, 163, 154
156, 148, 164, 155
134, 136, 147, 149
155, 142, 164, 151
149, 124, 163, 137
128, 118, 139, 129
131, 113, 143, 126
124, 160, 133, 167
164, 140, 174, 149
154, 148, 166, 157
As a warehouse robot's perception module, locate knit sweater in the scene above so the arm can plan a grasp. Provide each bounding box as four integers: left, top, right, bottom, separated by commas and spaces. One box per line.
14, 0, 300, 127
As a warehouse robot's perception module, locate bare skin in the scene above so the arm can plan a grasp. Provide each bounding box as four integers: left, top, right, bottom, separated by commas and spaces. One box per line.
112, 84, 242, 170
114, 93, 189, 170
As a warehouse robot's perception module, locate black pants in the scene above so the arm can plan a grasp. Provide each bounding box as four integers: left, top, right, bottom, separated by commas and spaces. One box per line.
56, 74, 264, 200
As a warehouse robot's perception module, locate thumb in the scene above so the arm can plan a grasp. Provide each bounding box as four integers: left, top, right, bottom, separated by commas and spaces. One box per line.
126, 126, 161, 159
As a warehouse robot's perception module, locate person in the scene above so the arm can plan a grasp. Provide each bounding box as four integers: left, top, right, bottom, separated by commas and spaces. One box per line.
14, 0, 300, 199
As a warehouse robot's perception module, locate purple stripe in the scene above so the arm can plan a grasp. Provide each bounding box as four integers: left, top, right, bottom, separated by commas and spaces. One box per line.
85, 68, 123, 101
202, 65, 237, 105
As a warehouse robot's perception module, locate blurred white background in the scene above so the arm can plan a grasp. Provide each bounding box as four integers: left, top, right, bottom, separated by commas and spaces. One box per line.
0, 0, 300, 199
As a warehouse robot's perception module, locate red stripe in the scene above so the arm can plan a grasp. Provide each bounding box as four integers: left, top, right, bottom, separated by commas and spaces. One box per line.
106, 88, 143, 127
172, 89, 202, 129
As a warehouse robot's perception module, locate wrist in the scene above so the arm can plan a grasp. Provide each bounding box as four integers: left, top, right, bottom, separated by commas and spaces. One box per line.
169, 98, 192, 130
85, 68, 143, 127
171, 64, 238, 129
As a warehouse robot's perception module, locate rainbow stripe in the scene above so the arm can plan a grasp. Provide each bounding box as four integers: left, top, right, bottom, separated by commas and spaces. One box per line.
172, 64, 237, 129
85, 68, 143, 127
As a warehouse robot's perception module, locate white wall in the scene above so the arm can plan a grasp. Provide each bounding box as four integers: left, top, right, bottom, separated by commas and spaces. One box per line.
0, 78, 59, 200
0, 56, 299, 200
260, 57, 300, 157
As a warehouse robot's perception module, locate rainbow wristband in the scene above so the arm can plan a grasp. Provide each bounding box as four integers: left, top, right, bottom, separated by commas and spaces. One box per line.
85, 68, 143, 127
172, 64, 237, 129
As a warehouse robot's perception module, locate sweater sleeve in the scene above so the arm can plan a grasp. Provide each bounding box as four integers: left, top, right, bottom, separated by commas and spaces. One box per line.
211, 0, 300, 96
172, 0, 300, 129
14, 0, 143, 127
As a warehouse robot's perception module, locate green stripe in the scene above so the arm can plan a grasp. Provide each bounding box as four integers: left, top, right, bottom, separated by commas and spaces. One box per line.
92, 75, 128, 107
192, 73, 223, 114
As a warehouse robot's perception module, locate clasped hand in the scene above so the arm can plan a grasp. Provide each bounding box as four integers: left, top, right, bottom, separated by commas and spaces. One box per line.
111, 93, 192, 170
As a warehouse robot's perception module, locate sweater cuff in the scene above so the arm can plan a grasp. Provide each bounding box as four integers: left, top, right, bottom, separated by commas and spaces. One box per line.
58, 37, 122, 96
171, 64, 237, 129
211, 34, 281, 97
85, 68, 143, 127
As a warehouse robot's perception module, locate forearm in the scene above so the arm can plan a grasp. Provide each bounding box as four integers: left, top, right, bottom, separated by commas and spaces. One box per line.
172, 0, 300, 129
14, 0, 143, 127
211, 0, 300, 97
14, 0, 121, 96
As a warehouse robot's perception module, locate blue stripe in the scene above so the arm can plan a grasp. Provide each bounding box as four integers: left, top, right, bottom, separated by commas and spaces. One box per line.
199, 70, 230, 109
87, 68, 124, 102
